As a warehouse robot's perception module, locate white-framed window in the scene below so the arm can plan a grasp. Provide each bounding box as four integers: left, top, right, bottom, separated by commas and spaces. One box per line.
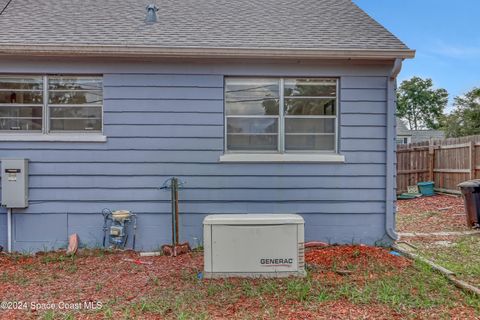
225, 77, 338, 153
396, 137, 409, 145
0, 75, 103, 134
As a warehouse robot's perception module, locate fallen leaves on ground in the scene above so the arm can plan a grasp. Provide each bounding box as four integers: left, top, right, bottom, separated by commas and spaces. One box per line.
0, 245, 478, 319
397, 194, 468, 233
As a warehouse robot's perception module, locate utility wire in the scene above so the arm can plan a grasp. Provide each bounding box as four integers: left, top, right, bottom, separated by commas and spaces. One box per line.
0, 0, 13, 15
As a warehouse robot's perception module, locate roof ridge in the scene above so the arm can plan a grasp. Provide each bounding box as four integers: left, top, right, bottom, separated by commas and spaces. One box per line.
0, 0, 13, 15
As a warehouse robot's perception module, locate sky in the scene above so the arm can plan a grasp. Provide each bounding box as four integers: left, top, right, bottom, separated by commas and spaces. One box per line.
354, 0, 480, 112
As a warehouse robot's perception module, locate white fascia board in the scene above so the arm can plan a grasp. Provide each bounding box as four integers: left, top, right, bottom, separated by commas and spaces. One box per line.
0, 45, 416, 60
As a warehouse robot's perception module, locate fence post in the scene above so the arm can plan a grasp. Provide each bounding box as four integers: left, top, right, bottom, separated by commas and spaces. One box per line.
428, 141, 435, 182
470, 140, 476, 180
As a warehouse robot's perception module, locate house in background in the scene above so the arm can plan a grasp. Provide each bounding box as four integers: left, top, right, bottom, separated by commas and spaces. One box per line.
396, 118, 445, 144
0, 0, 414, 252
396, 118, 413, 144
411, 130, 446, 143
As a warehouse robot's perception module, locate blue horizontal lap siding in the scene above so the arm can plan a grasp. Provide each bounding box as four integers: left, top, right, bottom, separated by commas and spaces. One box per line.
104, 100, 224, 113
104, 87, 224, 100
10, 201, 386, 215
0, 150, 385, 163
27, 188, 386, 202
27, 176, 386, 189
25, 163, 386, 176
0, 65, 390, 251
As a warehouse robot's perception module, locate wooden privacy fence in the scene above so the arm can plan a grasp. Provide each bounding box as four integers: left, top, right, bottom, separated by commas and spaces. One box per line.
397, 135, 480, 194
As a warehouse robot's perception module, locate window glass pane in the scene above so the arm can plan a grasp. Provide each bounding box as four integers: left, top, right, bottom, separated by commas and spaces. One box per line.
227, 134, 278, 151
47, 76, 103, 132
285, 98, 335, 115
0, 75, 44, 131
0, 106, 42, 118
284, 79, 336, 97
50, 119, 102, 131
0, 76, 43, 90
225, 78, 280, 116
50, 106, 102, 119
285, 118, 335, 134
225, 79, 281, 151
225, 78, 279, 100
226, 99, 279, 116
227, 118, 278, 134
49, 91, 102, 105
224, 77, 337, 153
285, 135, 335, 151
0, 91, 43, 104
49, 76, 102, 90
0, 118, 42, 131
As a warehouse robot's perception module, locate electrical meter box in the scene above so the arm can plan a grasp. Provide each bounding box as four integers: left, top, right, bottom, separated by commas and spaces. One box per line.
1, 159, 29, 208
203, 214, 305, 278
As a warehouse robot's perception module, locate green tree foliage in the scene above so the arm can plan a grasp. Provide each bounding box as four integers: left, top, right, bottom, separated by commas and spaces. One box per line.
442, 88, 480, 138
397, 77, 449, 130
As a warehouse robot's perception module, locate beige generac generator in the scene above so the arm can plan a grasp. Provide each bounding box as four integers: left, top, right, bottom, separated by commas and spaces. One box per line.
203, 214, 305, 278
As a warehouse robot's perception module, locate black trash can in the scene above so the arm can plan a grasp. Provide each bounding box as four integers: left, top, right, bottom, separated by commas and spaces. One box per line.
458, 180, 480, 229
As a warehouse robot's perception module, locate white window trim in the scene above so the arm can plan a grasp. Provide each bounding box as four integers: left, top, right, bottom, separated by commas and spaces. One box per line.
0, 133, 107, 142
223, 77, 341, 161
219, 153, 345, 163
0, 74, 104, 140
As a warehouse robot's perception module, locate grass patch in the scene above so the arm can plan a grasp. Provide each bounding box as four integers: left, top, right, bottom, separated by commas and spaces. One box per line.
40, 254, 75, 265
112, 262, 478, 319
0, 271, 30, 286
3, 247, 479, 319
285, 278, 312, 301
414, 235, 480, 287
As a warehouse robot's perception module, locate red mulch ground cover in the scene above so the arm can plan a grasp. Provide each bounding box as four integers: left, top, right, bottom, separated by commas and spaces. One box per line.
305, 245, 412, 284
1, 245, 477, 319
396, 194, 468, 232
306, 245, 410, 269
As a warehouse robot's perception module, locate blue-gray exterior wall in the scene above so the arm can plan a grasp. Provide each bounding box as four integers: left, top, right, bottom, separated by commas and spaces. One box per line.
0, 57, 395, 252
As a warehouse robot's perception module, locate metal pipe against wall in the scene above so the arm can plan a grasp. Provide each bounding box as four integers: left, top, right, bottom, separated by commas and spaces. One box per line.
174, 178, 179, 245
170, 177, 180, 246
7, 208, 12, 252
171, 180, 175, 246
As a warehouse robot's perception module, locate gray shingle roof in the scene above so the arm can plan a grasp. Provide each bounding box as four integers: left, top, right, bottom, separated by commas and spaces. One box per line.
0, 0, 10, 13
0, 0, 413, 58
396, 118, 411, 135
411, 130, 445, 143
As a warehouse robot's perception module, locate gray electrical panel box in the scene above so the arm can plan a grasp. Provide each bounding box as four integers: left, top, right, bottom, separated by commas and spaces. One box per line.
1, 159, 29, 208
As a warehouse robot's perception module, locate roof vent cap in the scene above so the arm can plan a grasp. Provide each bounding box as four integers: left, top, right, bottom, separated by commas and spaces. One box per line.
145, 4, 159, 24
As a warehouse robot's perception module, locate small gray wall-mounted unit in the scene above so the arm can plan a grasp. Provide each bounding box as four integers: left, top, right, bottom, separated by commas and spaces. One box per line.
203, 214, 305, 278
1, 158, 29, 208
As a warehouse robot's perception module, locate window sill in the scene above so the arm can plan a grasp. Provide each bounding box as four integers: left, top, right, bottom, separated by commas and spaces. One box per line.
219, 153, 345, 163
0, 134, 107, 142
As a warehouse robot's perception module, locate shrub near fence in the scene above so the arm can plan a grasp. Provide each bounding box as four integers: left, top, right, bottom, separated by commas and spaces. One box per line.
396, 135, 480, 194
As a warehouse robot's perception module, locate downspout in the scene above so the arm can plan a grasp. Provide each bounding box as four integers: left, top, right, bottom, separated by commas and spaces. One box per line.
386, 58, 403, 240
